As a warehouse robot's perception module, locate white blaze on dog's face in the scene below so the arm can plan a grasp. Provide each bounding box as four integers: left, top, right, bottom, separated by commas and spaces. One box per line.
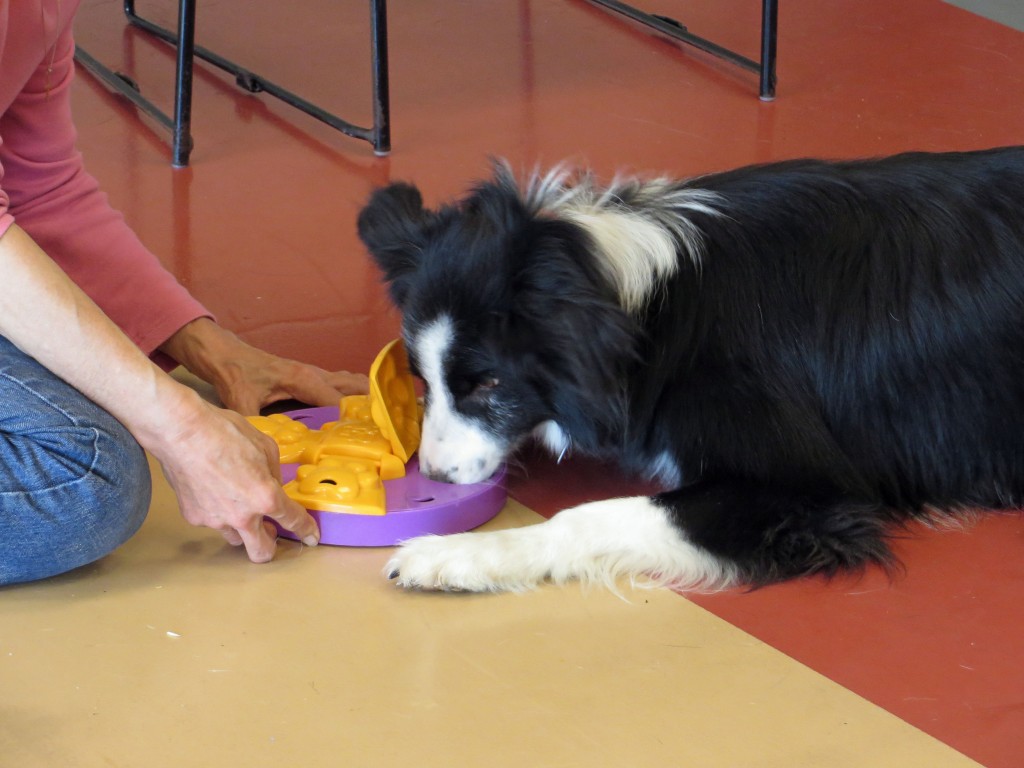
411, 315, 508, 484
358, 166, 652, 487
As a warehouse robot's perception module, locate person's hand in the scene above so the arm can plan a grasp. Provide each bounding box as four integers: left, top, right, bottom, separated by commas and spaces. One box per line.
161, 317, 369, 415
204, 343, 368, 416
0, 224, 318, 564
151, 395, 320, 560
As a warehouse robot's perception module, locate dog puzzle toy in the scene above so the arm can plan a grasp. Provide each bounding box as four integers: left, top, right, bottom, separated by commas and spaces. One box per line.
248, 339, 506, 546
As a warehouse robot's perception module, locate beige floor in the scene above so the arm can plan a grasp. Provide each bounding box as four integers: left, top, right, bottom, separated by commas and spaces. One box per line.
1, 456, 979, 767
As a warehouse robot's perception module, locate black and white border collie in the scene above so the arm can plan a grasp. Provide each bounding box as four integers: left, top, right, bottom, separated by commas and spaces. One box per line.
357, 147, 1024, 593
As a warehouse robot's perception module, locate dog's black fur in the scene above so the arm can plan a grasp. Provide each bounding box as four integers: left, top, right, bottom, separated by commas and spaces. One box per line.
358, 147, 1024, 592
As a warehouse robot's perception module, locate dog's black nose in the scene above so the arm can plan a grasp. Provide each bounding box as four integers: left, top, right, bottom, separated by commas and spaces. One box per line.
422, 466, 456, 484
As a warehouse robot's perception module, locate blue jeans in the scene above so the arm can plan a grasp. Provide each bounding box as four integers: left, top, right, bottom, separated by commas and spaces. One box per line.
0, 336, 151, 585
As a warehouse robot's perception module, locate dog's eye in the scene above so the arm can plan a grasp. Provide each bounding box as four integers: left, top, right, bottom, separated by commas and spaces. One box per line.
471, 377, 500, 396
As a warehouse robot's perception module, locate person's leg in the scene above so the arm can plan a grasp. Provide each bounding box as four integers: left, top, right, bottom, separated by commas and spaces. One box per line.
0, 336, 152, 585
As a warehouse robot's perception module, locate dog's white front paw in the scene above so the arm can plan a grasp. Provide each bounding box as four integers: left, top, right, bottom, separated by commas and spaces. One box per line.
384, 529, 547, 592
383, 497, 728, 594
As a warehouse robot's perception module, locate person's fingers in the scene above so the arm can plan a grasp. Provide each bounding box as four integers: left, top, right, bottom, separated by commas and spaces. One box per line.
262, 494, 320, 548
231, 520, 308, 561
215, 356, 369, 414
220, 528, 244, 547
327, 371, 370, 395
253, 429, 283, 481
215, 498, 299, 560
278, 372, 351, 409
236, 514, 280, 563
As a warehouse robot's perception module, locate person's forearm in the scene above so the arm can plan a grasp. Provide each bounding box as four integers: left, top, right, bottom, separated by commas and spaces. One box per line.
0, 224, 201, 452
2, 19, 210, 363
0, 224, 321, 561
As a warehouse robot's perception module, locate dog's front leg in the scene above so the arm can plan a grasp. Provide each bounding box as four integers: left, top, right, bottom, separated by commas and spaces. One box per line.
384, 496, 734, 593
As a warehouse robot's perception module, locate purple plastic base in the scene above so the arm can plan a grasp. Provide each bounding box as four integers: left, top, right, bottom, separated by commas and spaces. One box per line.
273, 406, 507, 547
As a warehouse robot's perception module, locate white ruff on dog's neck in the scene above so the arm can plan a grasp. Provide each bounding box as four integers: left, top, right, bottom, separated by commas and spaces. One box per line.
507, 163, 722, 313
563, 205, 680, 313
533, 420, 571, 462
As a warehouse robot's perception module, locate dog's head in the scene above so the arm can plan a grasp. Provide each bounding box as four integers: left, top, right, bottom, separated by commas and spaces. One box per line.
358, 165, 637, 484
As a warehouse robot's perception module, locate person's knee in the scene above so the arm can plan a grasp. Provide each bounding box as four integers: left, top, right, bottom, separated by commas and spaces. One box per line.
0, 339, 153, 584
0, 411, 152, 585
76, 413, 153, 562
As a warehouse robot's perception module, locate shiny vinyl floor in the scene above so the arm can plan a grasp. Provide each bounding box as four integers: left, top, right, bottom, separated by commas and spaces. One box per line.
4, 1, 1024, 765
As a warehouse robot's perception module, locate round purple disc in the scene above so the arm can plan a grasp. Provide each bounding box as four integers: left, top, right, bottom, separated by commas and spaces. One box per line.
272, 406, 507, 547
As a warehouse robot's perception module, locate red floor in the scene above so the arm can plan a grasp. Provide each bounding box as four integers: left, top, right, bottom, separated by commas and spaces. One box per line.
511, 454, 1024, 768
72, 1, 1024, 765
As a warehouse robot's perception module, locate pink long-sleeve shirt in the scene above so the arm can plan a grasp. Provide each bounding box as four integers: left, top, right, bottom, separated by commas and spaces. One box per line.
0, 0, 209, 367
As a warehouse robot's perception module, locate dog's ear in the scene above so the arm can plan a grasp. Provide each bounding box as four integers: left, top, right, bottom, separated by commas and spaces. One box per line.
358, 183, 430, 307
511, 222, 640, 443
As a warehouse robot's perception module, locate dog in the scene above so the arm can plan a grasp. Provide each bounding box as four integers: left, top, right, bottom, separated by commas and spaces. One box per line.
357, 148, 1024, 593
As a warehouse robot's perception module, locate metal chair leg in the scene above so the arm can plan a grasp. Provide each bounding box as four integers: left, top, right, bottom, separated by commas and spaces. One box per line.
587, 0, 780, 100
76, 0, 390, 166
759, 0, 778, 100
170, 0, 195, 167
369, 0, 392, 155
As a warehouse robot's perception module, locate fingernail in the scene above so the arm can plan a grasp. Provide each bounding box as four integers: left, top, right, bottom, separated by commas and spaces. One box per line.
302, 535, 319, 547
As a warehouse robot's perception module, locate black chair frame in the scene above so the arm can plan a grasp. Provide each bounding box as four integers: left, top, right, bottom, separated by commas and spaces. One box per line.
589, 0, 779, 100
74, 0, 391, 167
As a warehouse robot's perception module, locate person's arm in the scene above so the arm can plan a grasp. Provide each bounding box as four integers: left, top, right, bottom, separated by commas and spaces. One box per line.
0, 223, 320, 560
1, 23, 208, 367
2, 23, 367, 414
